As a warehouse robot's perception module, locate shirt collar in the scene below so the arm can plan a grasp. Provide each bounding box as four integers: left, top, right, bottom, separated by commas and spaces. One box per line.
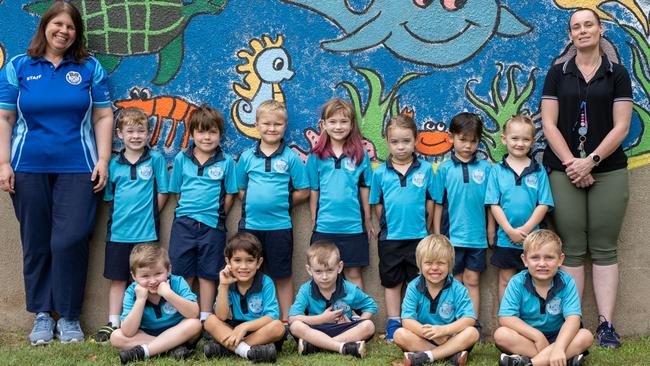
310, 275, 347, 305
254, 140, 286, 158
450, 152, 479, 165
184, 144, 225, 166
500, 155, 540, 178
116, 146, 152, 166
523, 270, 566, 301
29, 54, 73, 66
229, 270, 264, 297
386, 153, 421, 172
562, 54, 614, 77
416, 274, 454, 314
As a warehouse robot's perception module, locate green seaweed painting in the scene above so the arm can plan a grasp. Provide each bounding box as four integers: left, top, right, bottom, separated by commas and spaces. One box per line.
337, 64, 426, 160
465, 63, 537, 161
623, 24, 650, 166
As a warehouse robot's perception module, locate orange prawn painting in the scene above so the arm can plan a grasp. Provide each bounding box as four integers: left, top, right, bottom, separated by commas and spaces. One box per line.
401, 107, 453, 158
114, 88, 198, 149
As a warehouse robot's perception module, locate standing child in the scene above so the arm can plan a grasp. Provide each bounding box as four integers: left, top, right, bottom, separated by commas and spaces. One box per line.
289, 240, 376, 358
494, 230, 592, 366
92, 107, 169, 343
110, 244, 201, 364
485, 115, 554, 301
369, 115, 435, 341
237, 100, 310, 321
394, 235, 479, 366
306, 98, 373, 290
432, 112, 493, 335
203, 233, 286, 363
168, 105, 238, 322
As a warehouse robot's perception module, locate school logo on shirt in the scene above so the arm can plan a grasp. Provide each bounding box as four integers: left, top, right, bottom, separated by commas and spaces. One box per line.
137, 165, 153, 180
343, 159, 356, 172
273, 159, 288, 174
546, 297, 562, 315
411, 172, 426, 187
332, 300, 351, 314
65, 71, 82, 85
472, 169, 485, 184
248, 294, 264, 314
161, 302, 178, 315
207, 166, 224, 180
524, 175, 538, 189
438, 301, 454, 319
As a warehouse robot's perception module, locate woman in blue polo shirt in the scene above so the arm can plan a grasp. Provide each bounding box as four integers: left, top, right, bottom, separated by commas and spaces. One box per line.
0, 2, 113, 345
541, 9, 632, 349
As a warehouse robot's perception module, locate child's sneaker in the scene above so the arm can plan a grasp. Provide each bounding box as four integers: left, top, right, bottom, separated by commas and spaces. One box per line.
341, 341, 366, 358
499, 353, 532, 366
204, 339, 232, 358
446, 350, 469, 366
119, 345, 146, 364
384, 318, 401, 342
297, 338, 320, 355
596, 316, 621, 349
29, 312, 55, 346
403, 351, 430, 366
56, 318, 84, 343
247, 343, 277, 363
90, 323, 116, 344
568, 353, 586, 366
169, 344, 192, 360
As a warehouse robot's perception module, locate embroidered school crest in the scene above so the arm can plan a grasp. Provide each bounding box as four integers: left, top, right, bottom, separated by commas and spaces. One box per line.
65, 71, 82, 85
273, 159, 288, 173
248, 294, 264, 314
546, 297, 562, 315
137, 165, 153, 180
438, 301, 454, 319
411, 172, 426, 187
524, 175, 538, 189
161, 302, 178, 315
207, 166, 224, 180
343, 159, 356, 172
472, 169, 485, 184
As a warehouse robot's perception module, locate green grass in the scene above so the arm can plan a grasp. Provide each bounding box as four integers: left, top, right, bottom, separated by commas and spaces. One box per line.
1, 332, 649, 365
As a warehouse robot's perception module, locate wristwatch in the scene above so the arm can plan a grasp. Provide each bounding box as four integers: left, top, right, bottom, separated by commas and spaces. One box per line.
589, 153, 601, 166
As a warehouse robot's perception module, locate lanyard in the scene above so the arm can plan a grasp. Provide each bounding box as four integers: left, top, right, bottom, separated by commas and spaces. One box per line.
577, 101, 588, 158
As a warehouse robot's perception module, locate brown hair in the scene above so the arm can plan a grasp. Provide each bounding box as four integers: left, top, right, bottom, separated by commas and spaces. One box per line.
129, 243, 170, 273
188, 104, 224, 135
256, 100, 288, 123
307, 240, 341, 267
224, 232, 263, 260
523, 229, 563, 257
568, 8, 602, 31
385, 114, 417, 139
415, 235, 455, 271
27, 1, 88, 63
503, 114, 535, 137
117, 107, 149, 131
449, 112, 483, 140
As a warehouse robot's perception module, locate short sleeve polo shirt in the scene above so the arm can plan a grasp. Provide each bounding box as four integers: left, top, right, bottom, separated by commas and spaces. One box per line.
306, 151, 372, 234
369, 157, 434, 240
105, 148, 169, 243
288, 276, 377, 323
0, 54, 111, 173
401, 275, 476, 326
169, 145, 238, 229
120, 274, 197, 331
236, 141, 309, 230
498, 270, 582, 334
484, 157, 554, 249
541, 55, 633, 173
432, 154, 491, 248
224, 272, 280, 322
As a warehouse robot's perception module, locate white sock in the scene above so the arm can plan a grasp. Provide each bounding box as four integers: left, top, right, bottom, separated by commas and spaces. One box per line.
141, 344, 150, 358
108, 315, 120, 328
425, 350, 434, 362
388, 316, 401, 321
338, 342, 345, 353
235, 342, 251, 359
200, 312, 211, 322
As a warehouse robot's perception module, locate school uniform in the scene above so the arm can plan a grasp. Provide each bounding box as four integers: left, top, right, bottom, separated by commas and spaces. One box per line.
223, 272, 280, 323
402, 275, 476, 327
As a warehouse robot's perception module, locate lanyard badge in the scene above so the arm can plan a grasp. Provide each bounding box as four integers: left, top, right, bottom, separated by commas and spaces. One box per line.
577, 101, 588, 158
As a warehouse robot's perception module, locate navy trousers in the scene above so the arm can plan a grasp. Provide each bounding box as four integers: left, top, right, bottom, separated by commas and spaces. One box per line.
11, 173, 98, 318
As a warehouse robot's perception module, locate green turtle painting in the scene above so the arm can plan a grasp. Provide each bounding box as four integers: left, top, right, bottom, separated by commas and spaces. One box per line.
25, 0, 227, 85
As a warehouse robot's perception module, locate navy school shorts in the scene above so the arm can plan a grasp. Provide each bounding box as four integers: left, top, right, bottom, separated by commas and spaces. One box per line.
291, 319, 374, 341
453, 247, 487, 275
103, 241, 143, 281
378, 239, 420, 288
311, 232, 369, 267
240, 228, 293, 278
169, 216, 225, 280
490, 246, 525, 271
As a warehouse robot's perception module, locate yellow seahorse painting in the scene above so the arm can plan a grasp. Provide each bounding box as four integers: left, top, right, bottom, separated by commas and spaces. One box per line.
231, 34, 295, 140
554, 0, 649, 34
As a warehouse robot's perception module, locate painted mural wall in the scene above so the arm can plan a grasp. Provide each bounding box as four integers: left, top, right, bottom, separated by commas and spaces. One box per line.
2, 0, 650, 169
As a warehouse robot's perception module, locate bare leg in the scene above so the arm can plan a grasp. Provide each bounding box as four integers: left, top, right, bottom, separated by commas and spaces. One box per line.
108, 280, 127, 321
385, 284, 403, 317
530, 329, 594, 365
498, 269, 517, 303
198, 278, 216, 314
290, 320, 374, 352
463, 269, 481, 317
560, 265, 585, 301
205, 315, 284, 351
344, 267, 364, 291
109, 318, 202, 355
394, 327, 478, 360
274, 276, 294, 321
493, 327, 539, 357
592, 264, 618, 321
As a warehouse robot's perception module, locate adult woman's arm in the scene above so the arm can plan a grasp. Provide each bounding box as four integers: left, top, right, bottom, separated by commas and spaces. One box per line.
91, 106, 114, 192
541, 99, 576, 166
0, 109, 16, 193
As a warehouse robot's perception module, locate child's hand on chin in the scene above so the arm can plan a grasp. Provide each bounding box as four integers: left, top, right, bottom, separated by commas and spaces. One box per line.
134, 284, 149, 300
219, 265, 238, 285
157, 280, 173, 298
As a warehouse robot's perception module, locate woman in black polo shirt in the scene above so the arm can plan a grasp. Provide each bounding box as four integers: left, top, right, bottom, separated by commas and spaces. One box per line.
541, 9, 633, 349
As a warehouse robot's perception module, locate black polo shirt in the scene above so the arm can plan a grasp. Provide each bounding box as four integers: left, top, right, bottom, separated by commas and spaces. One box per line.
541, 55, 633, 173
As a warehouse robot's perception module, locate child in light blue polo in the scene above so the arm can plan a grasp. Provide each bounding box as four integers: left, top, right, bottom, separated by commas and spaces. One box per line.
494, 230, 592, 366
394, 235, 479, 366
432, 112, 492, 334
484, 115, 554, 302
289, 241, 376, 358
237, 100, 309, 321
168, 106, 238, 322
93, 107, 169, 344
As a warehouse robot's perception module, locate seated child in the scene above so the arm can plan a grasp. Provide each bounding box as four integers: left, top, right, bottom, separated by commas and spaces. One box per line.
288, 240, 377, 358
494, 230, 592, 366
203, 233, 286, 363
394, 235, 479, 366
109, 243, 202, 364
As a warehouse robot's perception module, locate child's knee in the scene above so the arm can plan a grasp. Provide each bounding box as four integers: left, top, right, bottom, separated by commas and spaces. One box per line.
462, 325, 480, 343
289, 320, 307, 336
392, 327, 412, 348
109, 329, 127, 347
463, 272, 480, 287
267, 320, 286, 340
493, 327, 515, 347
576, 329, 594, 349
359, 320, 375, 336
184, 318, 202, 334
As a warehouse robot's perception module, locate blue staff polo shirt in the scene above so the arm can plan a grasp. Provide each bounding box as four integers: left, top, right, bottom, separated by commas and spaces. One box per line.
485, 157, 554, 249
223, 272, 280, 322
169, 145, 238, 229
369, 156, 434, 240
120, 274, 197, 331
289, 276, 377, 323
402, 274, 476, 326
105, 148, 169, 243
498, 270, 582, 334
0, 54, 111, 172
432, 154, 491, 248
306, 151, 372, 234
237, 141, 309, 230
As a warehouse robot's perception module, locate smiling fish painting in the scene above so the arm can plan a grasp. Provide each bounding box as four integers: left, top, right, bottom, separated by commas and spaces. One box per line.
280, 0, 533, 67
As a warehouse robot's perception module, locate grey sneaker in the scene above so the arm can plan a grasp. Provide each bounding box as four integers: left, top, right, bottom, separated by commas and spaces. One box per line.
56, 318, 84, 343
403, 351, 430, 366
29, 312, 55, 346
